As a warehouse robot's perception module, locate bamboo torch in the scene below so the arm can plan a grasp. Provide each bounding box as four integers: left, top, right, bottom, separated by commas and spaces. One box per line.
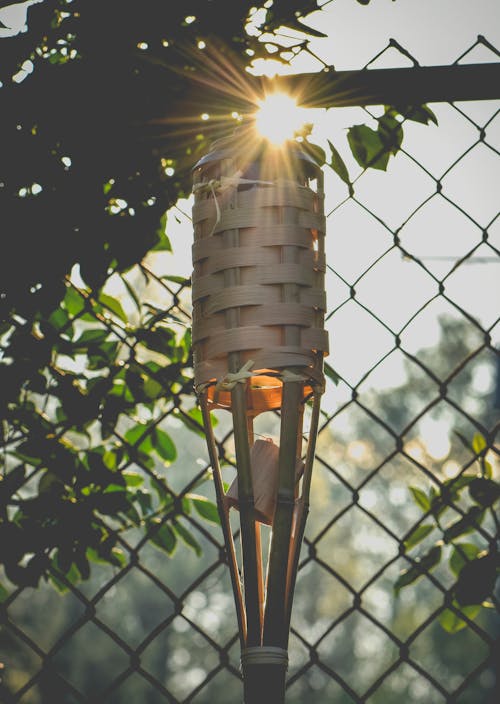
191, 127, 328, 704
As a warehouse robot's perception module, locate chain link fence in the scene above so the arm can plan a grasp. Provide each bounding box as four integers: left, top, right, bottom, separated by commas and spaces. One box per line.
1, 37, 499, 704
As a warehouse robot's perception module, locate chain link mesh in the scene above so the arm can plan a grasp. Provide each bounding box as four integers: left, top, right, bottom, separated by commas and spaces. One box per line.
1, 37, 499, 704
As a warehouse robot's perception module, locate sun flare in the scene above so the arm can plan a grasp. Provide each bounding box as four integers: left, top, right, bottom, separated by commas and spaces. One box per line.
255, 93, 309, 145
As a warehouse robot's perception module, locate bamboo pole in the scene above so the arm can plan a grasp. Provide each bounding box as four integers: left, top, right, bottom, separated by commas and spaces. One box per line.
231, 384, 261, 647
247, 420, 265, 632
284, 391, 322, 631
262, 381, 302, 647
200, 396, 246, 645
221, 156, 262, 649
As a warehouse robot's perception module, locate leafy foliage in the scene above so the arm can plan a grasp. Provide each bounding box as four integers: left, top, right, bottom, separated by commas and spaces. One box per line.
0, 0, 439, 596
347, 105, 437, 171
0, 0, 335, 596
395, 432, 500, 633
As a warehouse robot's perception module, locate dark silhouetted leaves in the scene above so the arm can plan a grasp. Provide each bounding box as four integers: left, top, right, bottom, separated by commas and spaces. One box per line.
149, 520, 177, 556
454, 552, 498, 606
394, 545, 442, 594
449, 543, 481, 577
173, 519, 202, 556
443, 506, 485, 543
347, 124, 390, 171
327, 140, 353, 195
468, 478, 500, 507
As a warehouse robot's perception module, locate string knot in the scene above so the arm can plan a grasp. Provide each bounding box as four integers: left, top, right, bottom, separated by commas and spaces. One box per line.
214, 359, 254, 392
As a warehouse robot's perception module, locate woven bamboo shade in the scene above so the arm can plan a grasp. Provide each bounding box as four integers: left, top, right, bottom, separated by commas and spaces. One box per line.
191, 131, 328, 414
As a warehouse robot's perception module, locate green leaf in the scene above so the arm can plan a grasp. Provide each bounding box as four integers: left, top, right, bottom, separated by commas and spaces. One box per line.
123, 472, 144, 487
103, 483, 127, 494
394, 545, 442, 594
109, 548, 127, 567
49, 559, 81, 592
160, 274, 188, 284
133, 489, 152, 517
0, 582, 9, 603
63, 286, 86, 315
468, 478, 500, 507
444, 474, 475, 494
482, 460, 493, 479
150, 522, 177, 555
409, 486, 431, 512
449, 543, 481, 577
432, 475, 476, 516
347, 124, 389, 171
124, 423, 152, 450
152, 428, 177, 462
144, 377, 164, 400
48, 307, 69, 331
188, 406, 211, 425
190, 495, 220, 525
327, 140, 353, 195
153, 212, 172, 252
443, 506, 485, 543
99, 293, 128, 323
472, 433, 487, 456
439, 603, 481, 633
75, 328, 109, 345
173, 520, 202, 556
173, 406, 212, 437
87, 547, 110, 565
125, 501, 142, 525
404, 523, 434, 550
324, 362, 340, 386
394, 104, 438, 126
151, 479, 174, 507
102, 451, 118, 469
302, 140, 326, 167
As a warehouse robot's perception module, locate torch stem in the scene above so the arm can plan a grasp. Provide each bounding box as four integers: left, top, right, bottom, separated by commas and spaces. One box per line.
231, 382, 262, 646
285, 390, 322, 631
199, 397, 246, 645
263, 379, 303, 647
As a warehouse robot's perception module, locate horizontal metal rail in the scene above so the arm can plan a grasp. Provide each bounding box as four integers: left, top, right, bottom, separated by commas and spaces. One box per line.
259, 62, 500, 107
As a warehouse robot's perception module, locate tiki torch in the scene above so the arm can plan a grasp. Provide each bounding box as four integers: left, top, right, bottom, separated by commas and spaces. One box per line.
191, 127, 327, 703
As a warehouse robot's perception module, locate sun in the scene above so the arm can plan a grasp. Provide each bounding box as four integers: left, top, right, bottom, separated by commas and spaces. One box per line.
254, 93, 310, 145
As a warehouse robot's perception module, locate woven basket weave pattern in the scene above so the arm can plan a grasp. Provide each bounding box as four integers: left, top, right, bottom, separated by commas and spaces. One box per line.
192, 151, 327, 411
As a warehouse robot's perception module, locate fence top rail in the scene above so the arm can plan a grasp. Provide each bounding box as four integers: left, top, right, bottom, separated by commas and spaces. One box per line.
257, 62, 500, 107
